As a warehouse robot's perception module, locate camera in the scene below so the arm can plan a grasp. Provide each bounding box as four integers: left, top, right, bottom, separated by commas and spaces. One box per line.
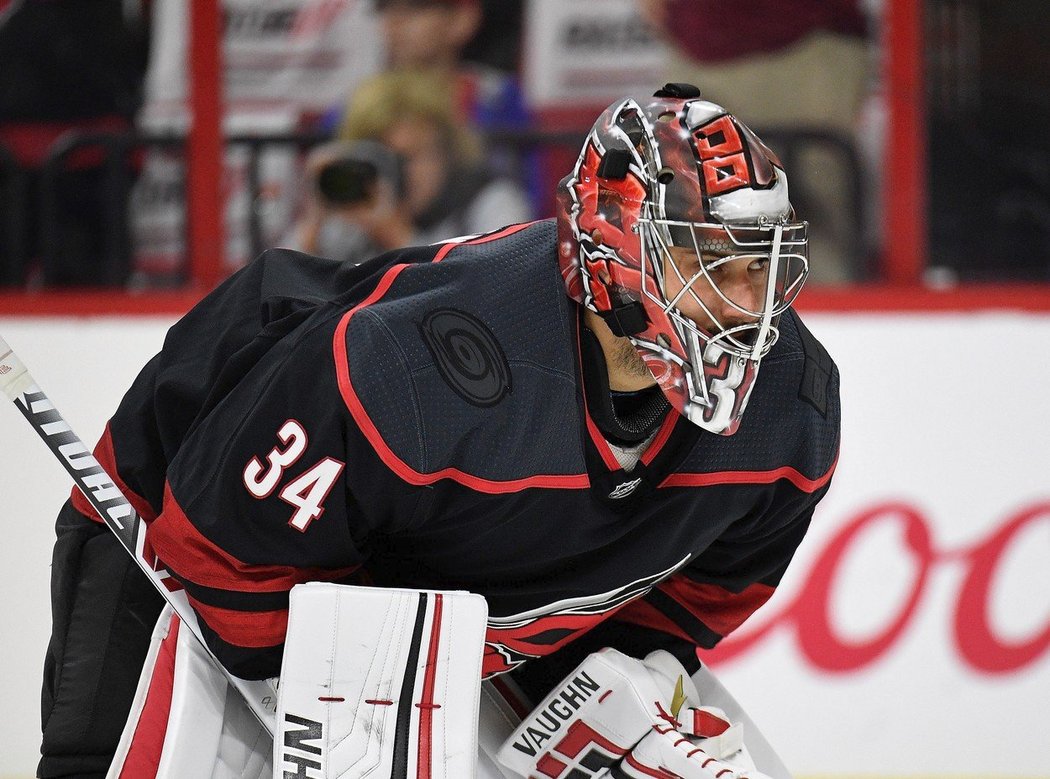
317, 158, 380, 205
314, 141, 402, 206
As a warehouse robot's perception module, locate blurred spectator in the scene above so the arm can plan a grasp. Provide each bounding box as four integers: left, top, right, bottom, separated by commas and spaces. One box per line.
461, 0, 525, 74
635, 0, 865, 65
0, 0, 149, 287
317, 0, 532, 195
379, 0, 482, 70
288, 139, 411, 264
637, 0, 874, 283
372, 0, 529, 133
289, 69, 531, 262
128, 0, 383, 284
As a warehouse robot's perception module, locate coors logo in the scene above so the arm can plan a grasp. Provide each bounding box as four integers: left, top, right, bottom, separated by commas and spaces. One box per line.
705, 500, 1050, 674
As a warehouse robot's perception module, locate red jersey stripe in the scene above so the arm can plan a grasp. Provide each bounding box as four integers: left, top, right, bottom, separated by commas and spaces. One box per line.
148, 482, 359, 591
186, 594, 288, 648
584, 410, 623, 471
658, 577, 775, 638
640, 409, 679, 466
612, 598, 698, 646
70, 422, 157, 524
660, 454, 837, 494
431, 222, 537, 263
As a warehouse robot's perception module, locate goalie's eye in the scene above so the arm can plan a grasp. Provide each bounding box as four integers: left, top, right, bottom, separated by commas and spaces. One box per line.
701, 254, 734, 279
747, 257, 770, 274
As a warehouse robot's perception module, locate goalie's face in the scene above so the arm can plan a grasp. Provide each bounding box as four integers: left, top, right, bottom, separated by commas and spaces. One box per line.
644, 220, 808, 361
663, 243, 765, 338
557, 91, 811, 435
627, 219, 808, 435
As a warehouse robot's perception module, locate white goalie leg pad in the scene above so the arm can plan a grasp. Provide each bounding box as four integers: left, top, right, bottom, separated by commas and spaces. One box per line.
275, 583, 488, 779
477, 678, 532, 778
107, 605, 274, 778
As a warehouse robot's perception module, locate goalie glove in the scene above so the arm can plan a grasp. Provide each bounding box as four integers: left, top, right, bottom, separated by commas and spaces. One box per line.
614, 727, 772, 779
496, 648, 765, 779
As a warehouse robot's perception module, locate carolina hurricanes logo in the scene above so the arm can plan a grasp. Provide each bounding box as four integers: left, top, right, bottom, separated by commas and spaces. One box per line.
692, 115, 752, 197
482, 555, 691, 676
419, 308, 512, 408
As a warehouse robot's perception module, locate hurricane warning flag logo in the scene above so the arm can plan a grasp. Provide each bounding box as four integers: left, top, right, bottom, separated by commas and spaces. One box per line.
483, 555, 690, 675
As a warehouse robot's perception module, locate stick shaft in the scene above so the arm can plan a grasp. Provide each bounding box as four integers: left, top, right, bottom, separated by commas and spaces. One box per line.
0, 336, 277, 734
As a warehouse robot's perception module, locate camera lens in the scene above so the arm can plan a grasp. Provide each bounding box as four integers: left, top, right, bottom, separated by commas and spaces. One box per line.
317, 158, 379, 205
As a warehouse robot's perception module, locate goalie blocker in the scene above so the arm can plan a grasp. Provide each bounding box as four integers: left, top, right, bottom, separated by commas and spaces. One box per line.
496, 648, 792, 779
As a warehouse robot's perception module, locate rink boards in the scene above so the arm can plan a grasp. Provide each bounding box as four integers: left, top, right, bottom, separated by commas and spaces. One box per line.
0, 312, 1047, 778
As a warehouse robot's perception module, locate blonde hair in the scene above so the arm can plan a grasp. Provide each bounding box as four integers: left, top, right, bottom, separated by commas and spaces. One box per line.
338, 69, 482, 164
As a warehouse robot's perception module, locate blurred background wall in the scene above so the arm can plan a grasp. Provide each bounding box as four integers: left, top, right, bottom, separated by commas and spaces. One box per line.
1, 312, 1047, 778
6, 0, 1048, 291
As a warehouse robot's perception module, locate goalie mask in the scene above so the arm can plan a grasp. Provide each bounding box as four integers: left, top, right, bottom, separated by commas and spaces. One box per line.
557, 84, 809, 435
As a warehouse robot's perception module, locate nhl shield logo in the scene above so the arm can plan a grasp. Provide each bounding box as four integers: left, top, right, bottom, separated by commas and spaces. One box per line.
608, 478, 643, 499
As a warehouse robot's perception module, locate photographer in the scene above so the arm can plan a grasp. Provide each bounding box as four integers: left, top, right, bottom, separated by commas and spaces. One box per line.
288, 139, 413, 265
341, 70, 530, 237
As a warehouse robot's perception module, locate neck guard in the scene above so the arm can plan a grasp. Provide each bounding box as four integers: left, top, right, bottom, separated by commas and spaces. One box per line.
579, 325, 670, 445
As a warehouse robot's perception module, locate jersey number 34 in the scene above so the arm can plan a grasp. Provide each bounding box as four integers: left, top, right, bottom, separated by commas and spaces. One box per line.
241, 419, 345, 532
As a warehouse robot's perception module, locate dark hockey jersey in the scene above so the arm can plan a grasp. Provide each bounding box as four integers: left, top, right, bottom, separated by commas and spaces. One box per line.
74, 220, 839, 682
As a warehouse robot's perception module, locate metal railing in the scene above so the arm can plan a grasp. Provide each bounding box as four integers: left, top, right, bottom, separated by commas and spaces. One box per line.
0, 126, 869, 288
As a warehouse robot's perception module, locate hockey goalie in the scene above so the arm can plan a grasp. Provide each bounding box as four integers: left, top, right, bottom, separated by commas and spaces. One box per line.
30, 84, 837, 779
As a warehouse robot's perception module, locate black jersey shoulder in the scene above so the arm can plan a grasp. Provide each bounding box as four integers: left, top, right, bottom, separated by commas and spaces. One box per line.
98, 247, 426, 514
144, 245, 439, 445
337, 221, 589, 483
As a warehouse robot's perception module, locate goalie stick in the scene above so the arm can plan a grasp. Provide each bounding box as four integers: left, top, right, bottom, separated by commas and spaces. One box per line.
0, 334, 278, 735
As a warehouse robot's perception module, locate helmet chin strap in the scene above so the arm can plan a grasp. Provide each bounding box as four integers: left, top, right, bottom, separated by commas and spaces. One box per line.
598, 289, 649, 337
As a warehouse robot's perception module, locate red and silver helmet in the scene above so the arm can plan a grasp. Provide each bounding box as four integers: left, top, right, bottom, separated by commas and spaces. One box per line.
557, 84, 809, 435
